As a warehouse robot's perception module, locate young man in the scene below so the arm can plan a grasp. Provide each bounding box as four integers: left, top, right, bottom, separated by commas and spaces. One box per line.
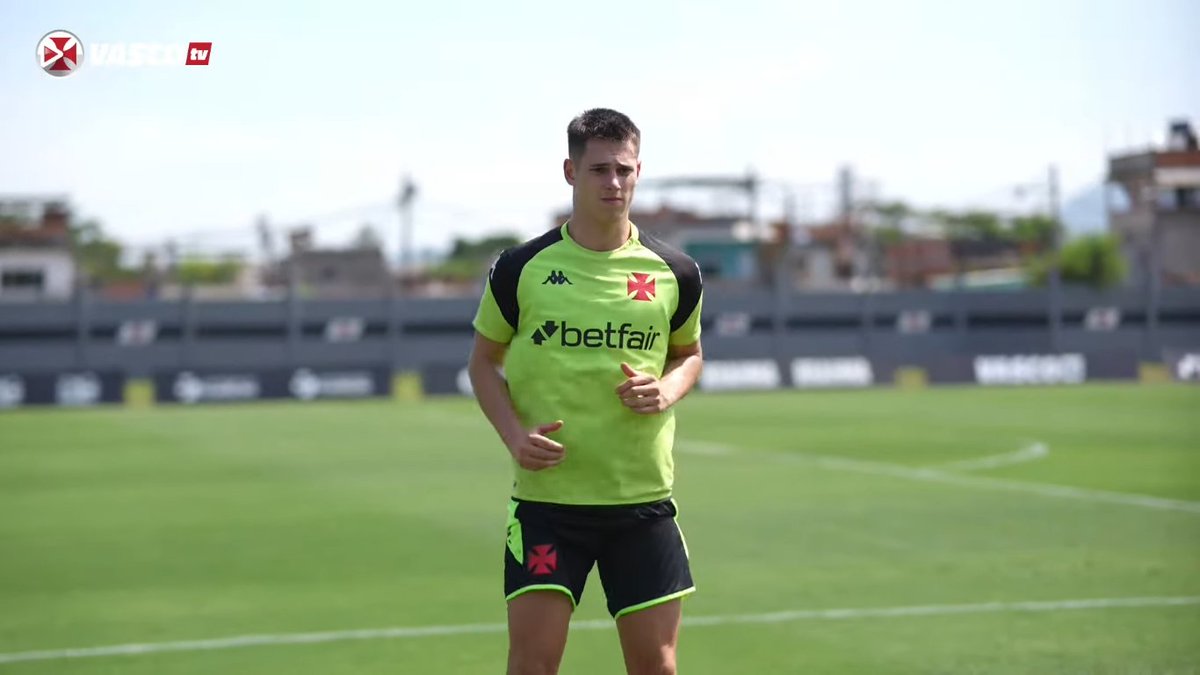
468, 108, 704, 675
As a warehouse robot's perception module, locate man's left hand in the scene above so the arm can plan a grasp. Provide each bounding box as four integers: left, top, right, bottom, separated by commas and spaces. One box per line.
615, 362, 675, 415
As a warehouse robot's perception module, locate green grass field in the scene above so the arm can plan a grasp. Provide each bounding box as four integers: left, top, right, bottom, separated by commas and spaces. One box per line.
2, 384, 1198, 674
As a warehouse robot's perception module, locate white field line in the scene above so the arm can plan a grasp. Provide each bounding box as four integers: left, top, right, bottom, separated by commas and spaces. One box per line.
675, 441, 1200, 514
673, 440, 737, 456
1, 596, 1196, 665
934, 441, 1049, 472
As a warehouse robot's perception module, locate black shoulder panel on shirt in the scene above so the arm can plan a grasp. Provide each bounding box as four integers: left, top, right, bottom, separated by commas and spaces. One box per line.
639, 230, 703, 333
489, 227, 564, 331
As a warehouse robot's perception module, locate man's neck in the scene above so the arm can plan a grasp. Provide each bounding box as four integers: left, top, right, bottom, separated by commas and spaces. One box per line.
567, 214, 631, 252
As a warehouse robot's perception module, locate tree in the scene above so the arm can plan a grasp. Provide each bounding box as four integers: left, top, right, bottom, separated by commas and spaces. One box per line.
176, 255, 243, 285
1025, 234, 1126, 289
873, 226, 905, 246
867, 201, 911, 245
1010, 214, 1060, 250
448, 234, 521, 260
870, 200, 911, 226
939, 210, 1006, 241
69, 218, 139, 284
432, 233, 523, 281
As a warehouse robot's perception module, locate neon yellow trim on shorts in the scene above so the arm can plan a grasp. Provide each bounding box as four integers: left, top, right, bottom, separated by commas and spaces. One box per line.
506, 585, 577, 608
613, 587, 696, 619
506, 500, 523, 565
670, 497, 689, 559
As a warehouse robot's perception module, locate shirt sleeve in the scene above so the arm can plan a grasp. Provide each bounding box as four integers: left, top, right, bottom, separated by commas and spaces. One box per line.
669, 261, 703, 346
669, 292, 702, 345
472, 257, 517, 344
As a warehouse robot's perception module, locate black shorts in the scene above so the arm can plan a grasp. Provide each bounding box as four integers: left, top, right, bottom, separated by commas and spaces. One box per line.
504, 497, 695, 618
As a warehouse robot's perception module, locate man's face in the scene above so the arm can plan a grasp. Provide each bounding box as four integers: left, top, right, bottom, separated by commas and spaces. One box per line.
565, 138, 641, 223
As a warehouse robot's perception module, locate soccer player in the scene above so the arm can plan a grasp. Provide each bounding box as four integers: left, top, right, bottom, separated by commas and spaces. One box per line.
468, 108, 704, 675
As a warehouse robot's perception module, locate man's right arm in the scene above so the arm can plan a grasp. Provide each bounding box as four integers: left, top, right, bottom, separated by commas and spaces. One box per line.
468, 332, 565, 471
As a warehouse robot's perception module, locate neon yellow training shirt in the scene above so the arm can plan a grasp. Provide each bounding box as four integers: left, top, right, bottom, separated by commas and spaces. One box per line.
472, 222, 703, 505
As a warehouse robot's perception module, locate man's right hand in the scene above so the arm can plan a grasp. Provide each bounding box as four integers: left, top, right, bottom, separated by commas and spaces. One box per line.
505, 420, 565, 471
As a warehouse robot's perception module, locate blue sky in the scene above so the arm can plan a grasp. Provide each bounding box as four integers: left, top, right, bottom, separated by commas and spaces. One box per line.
2, 0, 1197, 261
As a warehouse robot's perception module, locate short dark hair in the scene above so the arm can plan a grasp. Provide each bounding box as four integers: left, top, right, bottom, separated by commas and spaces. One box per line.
567, 108, 640, 161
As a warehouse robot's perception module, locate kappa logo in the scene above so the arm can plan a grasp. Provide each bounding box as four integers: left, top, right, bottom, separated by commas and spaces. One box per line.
527, 544, 557, 575
542, 270, 572, 285
627, 272, 655, 301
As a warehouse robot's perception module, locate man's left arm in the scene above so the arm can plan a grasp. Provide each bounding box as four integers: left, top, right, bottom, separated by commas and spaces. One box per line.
616, 256, 704, 414
661, 340, 703, 401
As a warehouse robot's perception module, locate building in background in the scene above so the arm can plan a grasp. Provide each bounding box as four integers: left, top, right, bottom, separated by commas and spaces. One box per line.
0, 197, 75, 300
754, 220, 865, 291
264, 227, 391, 298
1107, 119, 1200, 287
551, 205, 768, 286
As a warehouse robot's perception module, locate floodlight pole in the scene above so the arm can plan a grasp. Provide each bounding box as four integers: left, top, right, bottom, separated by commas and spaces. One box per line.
1047, 164, 1062, 352
397, 174, 416, 294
